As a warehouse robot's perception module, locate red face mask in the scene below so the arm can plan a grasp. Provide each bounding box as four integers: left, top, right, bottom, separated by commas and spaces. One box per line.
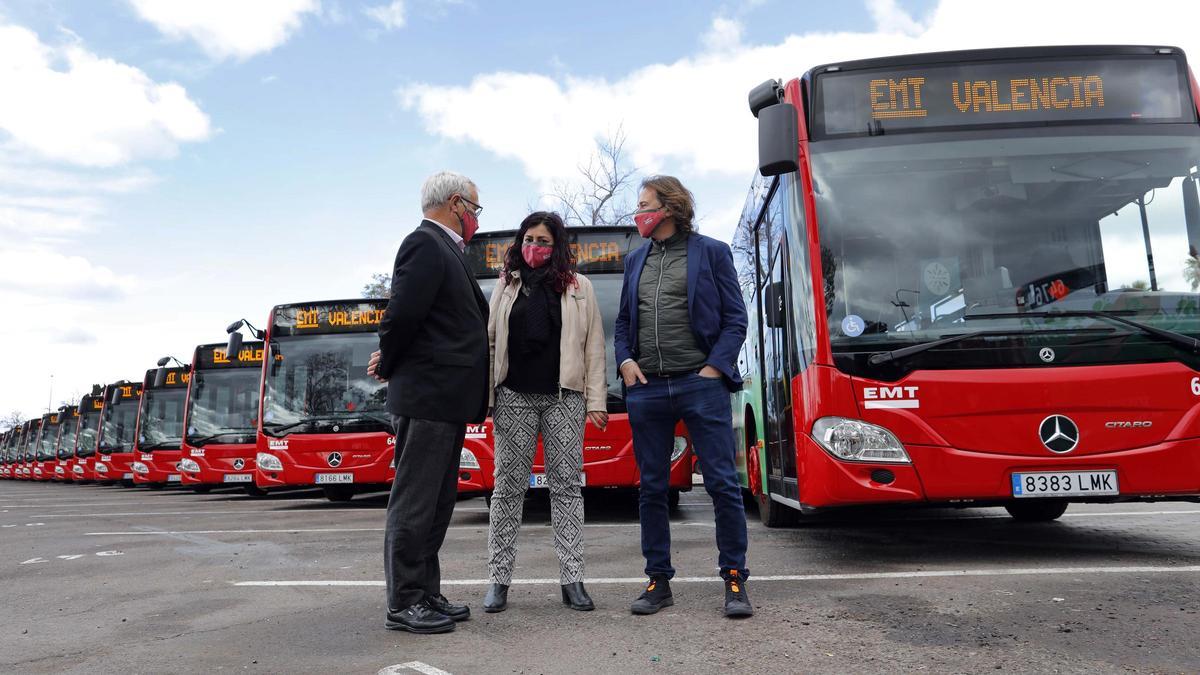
521, 243, 554, 268
456, 201, 480, 243
634, 208, 667, 238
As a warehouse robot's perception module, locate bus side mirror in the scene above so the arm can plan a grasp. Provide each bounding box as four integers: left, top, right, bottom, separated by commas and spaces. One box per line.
1184, 175, 1200, 255
226, 331, 244, 360
109, 388, 121, 406
765, 281, 786, 328
153, 368, 167, 389
757, 103, 800, 177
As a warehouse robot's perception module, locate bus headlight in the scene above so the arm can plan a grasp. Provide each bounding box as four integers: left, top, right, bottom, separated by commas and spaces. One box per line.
95, 463, 109, 473
131, 462, 149, 474
670, 436, 688, 463
256, 453, 283, 472
459, 448, 480, 470
178, 458, 201, 473
811, 417, 910, 464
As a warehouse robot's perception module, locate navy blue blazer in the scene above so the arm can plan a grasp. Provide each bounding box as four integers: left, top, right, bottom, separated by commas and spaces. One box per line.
614, 231, 748, 390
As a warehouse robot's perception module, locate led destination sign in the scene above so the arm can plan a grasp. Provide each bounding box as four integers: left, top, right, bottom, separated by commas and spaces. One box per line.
195, 342, 266, 369
272, 301, 387, 337
465, 230, 639, 278
144, 367, 191, 389
815, 55, 1194, 137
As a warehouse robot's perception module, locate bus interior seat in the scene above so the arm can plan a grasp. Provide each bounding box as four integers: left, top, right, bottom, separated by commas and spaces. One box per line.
963, 266, 1014, 309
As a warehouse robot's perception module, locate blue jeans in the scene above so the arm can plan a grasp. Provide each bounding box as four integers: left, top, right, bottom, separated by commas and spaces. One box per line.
626, 372, 749, 580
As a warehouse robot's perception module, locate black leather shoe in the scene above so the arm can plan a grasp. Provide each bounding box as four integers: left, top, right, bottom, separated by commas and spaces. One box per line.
425, 593, 470, 622
561, 582, 595, 611
630, 575, 673, 615
385, 603, 455, 634
722, 570, 754, 618
483, 583, 509, 613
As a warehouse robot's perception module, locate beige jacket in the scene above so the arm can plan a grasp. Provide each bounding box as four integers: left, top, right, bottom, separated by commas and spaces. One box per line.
488, 270, 607, 411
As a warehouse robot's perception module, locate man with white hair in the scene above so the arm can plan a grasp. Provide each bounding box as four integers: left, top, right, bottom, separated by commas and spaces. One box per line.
369, 171, 489, 634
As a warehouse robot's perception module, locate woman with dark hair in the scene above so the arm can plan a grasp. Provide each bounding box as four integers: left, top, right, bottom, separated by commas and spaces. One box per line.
483, 211, 608, 613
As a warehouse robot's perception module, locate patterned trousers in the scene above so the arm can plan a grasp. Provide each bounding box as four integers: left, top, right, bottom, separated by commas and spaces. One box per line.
488, 386, 587, 585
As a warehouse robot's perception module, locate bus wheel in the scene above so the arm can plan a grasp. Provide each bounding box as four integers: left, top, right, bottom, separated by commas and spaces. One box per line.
484, 494, 492, 509
757, 491, 799, 528
244, 486, 268, 497
1004, 500, 1068, 522
323, 485, 356, 503
148, 483, 165, 491
192, 486, 212, 494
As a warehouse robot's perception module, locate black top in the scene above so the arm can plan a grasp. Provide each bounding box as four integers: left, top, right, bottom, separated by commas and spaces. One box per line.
502, 283, 562, 396
378, 220, 490, 423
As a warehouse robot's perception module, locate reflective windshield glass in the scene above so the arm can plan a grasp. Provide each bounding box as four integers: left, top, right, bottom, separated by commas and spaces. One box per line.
76, 412, 101, 457
478, 273, 627, 412
138, 389, 186, 450
57, 420, 78, 460
24, 426, 39, 459
99, 402, 138, 454
262, 333, 388, 436
813, 129, 1200, 374
186, 368, 260, 446
37, 423, 59, 460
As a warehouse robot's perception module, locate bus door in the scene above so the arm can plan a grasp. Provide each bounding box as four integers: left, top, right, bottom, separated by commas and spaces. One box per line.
759, 188, 801, 502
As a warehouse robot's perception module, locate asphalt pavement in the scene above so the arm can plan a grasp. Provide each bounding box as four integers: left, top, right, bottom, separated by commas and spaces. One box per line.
2, 480, 1199, 674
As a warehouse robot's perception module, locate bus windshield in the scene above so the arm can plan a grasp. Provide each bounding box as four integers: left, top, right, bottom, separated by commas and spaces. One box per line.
262, 333, 389, 436
99, 402, 139, 454
57, 419, 78, 460
76, 412, 101, 458
812, 128, 1200, 374
37, 423, 59, 460
186, 368, 260, 446
139, 389, 186, 450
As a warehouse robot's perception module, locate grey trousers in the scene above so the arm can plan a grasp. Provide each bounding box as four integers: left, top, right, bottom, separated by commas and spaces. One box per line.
385, 415, 465, 611
488, 387, 587, 585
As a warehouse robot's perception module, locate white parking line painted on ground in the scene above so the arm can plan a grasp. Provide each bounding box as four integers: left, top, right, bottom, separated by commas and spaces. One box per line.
234, 564, 1200, 588
0, 499, 330, 509
83, 522, 680, 536
32, 509, 369, 519
379, 662, 453, 675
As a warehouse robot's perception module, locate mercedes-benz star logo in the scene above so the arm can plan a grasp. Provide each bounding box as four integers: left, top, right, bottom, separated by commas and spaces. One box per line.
233, 458, 245, 470
1039, 415, 1079, 453
1038, 347, 1056, 363
327, 452, 343, 468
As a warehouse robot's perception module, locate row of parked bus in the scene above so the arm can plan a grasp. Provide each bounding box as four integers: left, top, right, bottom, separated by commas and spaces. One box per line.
0, 226, 697, 503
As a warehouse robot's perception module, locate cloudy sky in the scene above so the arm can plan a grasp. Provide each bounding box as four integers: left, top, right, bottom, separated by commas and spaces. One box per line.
1, 0, 1198, 420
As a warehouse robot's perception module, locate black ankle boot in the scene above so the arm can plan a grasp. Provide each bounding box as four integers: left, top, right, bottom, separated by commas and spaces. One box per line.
483, 583, 509, 613
561, 582, 595, 611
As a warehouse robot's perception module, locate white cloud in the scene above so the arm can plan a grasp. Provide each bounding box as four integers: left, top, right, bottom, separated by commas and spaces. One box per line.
701, 16, 744, 53
0, 247, 137, 301
0, 21, 211, 168
399, 0, 1200, 244
364, 1, 406, 31
128, 0, 320, 60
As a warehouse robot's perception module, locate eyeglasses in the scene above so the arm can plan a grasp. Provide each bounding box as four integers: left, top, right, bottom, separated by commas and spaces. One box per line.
457, 195, 483, 217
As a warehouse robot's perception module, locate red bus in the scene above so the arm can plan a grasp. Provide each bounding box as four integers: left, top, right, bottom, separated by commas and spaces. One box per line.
94, 381, 143, 484
72, 391, 105, 482
252, 300, 392, 502
131, 365, 190, 487
52, 405, 78, 481
463, 227, 695, 503
1, 427, 18, 479
34, 411, 63, 481
736, 45, 1200, 525
18, 418, 39, 480
178, 342, 264, 494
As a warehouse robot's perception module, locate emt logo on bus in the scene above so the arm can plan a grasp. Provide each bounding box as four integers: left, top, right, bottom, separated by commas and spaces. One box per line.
214, 347, 265, 364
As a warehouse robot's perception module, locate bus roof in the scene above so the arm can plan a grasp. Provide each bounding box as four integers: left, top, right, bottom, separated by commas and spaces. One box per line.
807, 44, 1184, 76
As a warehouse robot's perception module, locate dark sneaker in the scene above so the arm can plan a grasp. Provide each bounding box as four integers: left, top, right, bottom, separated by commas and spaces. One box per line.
630, 575, 674, 615
723, 571, 753, 618
425, 593, 470, 622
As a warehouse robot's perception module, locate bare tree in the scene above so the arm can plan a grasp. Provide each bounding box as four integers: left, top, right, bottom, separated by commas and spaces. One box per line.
3, 409, 25, 430
550, 128, 639, 228
362, 272, 391, 299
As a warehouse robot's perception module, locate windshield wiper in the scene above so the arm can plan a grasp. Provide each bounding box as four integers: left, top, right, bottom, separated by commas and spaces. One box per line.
188, 431, 253, 446
965, 310, 1200, 354
867, 326, 1116, 366
140, 441, 180, 451
265, 414, 389, 436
